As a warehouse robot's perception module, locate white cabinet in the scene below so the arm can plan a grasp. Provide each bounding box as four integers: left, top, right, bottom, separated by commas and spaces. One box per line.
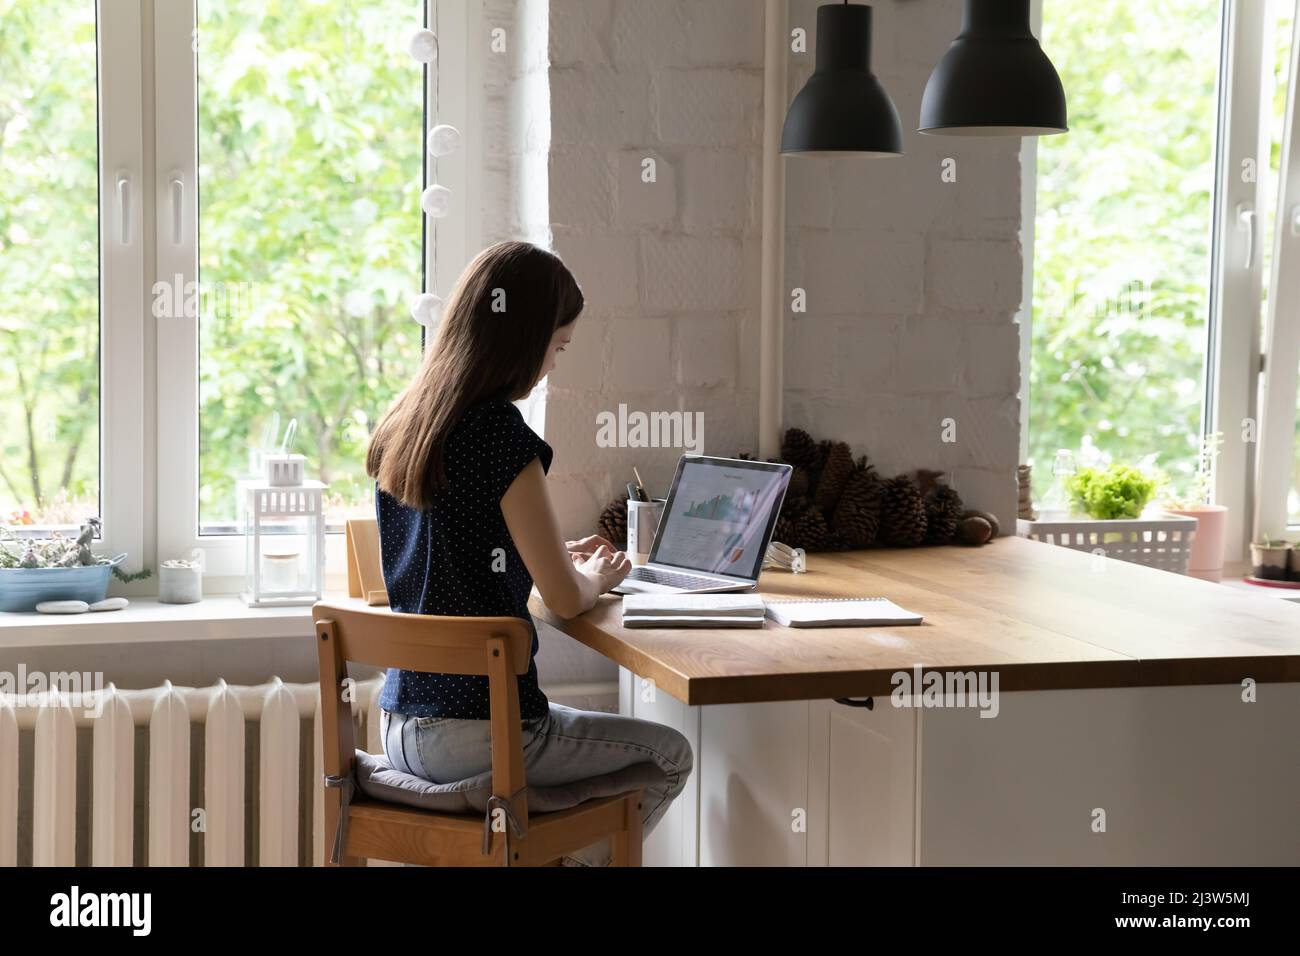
618, 667, 699, 867
620, 670, 1300, 866
696, 700, 811, 866
620, 670, 917, 867
808, 698, 917, 866
917, 684, 1300, 866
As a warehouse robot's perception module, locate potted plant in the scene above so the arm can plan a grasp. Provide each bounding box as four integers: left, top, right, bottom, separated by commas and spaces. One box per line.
1067, 463, 1160, 522
0, 518, 149, 612
1020, 459, 1198, 574
1161, 433, 1229, 582
1249, 536, 1292, 582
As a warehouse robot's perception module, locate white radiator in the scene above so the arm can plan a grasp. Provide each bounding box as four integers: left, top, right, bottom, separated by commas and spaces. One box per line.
0, 674, 386, 867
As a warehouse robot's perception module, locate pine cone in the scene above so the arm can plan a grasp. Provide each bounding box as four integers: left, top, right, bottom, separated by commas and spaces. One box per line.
788, 465, 812, 499
924, 484, 965, 545
814, 442, 854, 514
774, 513, 796, 545
832, 463, 883, 548
780, 428, 820, 471
810, 439, 833, 478
823, 528, 852, 552
915, 469, 946, 498
776, 495, 832, 551
774, 493, 808, 544
791, 502, 831, 552
879, 474, 927, 548
598, 498, 628, 550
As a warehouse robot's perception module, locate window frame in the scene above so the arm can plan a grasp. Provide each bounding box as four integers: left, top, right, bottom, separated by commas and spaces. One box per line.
151, 0, 478, 583
1255, 1, 1300, 541
99, 0, 149, 574
1208, 0, 1267, 561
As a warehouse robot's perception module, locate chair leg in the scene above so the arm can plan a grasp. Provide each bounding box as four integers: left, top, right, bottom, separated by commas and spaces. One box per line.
611, 792, 644, 867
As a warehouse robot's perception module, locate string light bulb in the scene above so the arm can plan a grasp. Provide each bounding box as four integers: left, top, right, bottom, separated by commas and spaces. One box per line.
427, 124, 462, 158
407, 28, 438, 64
410, 292, 443, 328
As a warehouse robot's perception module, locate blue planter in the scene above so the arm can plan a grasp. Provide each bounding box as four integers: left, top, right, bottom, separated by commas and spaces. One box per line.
0, 554, 126, 612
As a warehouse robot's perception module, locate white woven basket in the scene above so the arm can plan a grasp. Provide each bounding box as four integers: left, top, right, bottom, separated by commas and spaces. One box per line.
1017, 514, 1198, 575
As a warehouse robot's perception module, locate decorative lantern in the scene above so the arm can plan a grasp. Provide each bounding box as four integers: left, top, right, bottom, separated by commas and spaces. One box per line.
241, 479, 326, 607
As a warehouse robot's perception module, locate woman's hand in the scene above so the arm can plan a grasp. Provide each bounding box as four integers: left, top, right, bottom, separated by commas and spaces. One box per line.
501, 459, 629, 618
566, 535, 616, 562
576, 544, 632, 593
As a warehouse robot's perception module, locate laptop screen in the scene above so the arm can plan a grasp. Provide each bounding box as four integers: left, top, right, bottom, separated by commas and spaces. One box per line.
648, 457, 792, 581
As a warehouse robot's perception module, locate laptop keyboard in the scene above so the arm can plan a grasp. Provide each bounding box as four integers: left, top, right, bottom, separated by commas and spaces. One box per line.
625, 567, 721, 589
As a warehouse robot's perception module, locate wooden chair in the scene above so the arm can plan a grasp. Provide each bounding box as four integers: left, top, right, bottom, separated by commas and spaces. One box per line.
313, 599, 644, 866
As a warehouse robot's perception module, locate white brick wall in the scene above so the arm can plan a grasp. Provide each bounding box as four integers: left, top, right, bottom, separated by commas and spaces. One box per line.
542, 0, 766, 531
783, 0, 1023, 528
481, 0, 1024, 534
482, 0, 552, 246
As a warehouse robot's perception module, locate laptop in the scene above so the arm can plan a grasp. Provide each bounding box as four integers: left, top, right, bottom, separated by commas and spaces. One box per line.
614, 455, 793, 594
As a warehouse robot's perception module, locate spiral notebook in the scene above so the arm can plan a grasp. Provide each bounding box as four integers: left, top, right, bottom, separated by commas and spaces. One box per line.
763, 597, 922, 628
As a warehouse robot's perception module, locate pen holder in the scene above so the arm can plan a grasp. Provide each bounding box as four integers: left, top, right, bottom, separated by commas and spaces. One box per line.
626, 498, 666, 565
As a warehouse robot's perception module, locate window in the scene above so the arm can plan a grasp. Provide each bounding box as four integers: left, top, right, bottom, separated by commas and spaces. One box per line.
0, 0, 473, 580
193, 0, 426, 534
153, 0, 475, 577
1023, 0, 1300, 556
1029, 0, 1225, 496
0, 1, 101, 528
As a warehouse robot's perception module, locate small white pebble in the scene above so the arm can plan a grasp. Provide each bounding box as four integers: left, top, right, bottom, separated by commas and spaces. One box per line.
90, 597, 129, 612
36, 600, 90, 614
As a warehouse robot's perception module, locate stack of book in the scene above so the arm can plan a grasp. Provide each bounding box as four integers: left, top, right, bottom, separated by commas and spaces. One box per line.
621, 593, 767, 628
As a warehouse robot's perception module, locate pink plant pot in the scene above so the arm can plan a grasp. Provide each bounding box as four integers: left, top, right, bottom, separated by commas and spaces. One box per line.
1165, 505, 1228, 582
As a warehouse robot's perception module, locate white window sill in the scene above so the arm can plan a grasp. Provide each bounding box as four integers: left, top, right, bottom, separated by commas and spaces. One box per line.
0, 592, 342, 649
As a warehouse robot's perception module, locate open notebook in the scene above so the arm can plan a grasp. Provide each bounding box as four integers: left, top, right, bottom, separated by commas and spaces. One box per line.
763, 597, 922, 628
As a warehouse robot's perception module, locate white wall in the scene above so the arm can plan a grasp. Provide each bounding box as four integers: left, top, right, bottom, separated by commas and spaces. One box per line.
539, 0, 769, 534
782, 0, 1023, 526
483, 0, 552, 248
515, 0, 1025, 536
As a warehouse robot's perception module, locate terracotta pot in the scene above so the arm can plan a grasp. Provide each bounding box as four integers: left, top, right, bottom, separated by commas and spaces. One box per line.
1165, 505, 1228, 583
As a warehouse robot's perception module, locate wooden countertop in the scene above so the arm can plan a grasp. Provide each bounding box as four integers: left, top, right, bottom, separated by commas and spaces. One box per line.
529, 536, 1300, 706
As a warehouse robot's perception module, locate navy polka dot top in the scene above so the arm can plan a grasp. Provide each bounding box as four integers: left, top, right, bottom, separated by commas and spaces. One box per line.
376, 397, 553, 721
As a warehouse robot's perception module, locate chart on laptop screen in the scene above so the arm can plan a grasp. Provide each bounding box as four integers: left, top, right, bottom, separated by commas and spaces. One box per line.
653, 461, 785, 575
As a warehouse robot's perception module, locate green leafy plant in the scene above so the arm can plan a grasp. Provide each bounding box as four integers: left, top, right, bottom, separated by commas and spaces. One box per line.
0, 518, 151, 582
1068, 464, 1160, 520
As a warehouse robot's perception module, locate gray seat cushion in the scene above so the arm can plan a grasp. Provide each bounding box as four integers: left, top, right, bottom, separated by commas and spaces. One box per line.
353, 749, 665, 816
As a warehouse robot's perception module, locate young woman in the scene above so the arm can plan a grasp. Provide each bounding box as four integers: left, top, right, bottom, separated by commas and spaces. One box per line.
365, 240, 693, 866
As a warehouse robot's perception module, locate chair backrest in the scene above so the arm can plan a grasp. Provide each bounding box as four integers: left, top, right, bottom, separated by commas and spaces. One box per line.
345, 518, 389, 605
312, 600, 534, 816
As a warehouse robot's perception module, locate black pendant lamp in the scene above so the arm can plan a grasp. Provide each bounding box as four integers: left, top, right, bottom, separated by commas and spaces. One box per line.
781, 2, 902, 158
919, 0, 1067, 137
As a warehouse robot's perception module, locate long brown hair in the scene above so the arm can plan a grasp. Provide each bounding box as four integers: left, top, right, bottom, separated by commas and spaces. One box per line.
366, 240, 584, 509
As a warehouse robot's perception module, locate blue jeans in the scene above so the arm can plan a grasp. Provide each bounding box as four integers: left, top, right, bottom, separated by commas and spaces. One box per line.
381, 702, 693, 866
